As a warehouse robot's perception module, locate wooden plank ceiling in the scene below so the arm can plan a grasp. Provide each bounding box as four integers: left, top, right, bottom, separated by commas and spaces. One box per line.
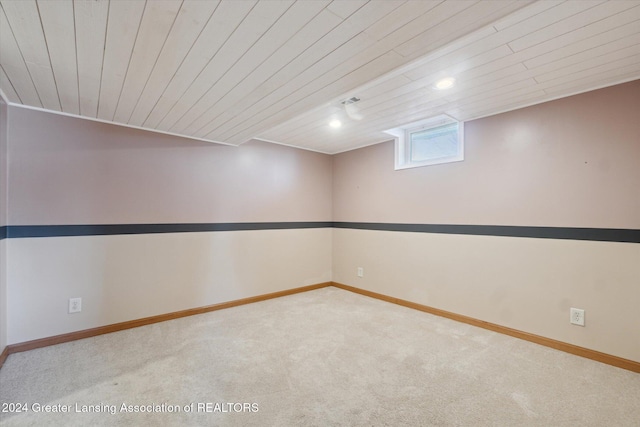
1, 0, 639, 154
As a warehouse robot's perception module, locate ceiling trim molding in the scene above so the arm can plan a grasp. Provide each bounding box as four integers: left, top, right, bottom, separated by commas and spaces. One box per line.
1, 100, 236, 147
1, 96, 337, 155
250, 137, 332, 155
0, 87, 10, 105
460, 76, 640, 124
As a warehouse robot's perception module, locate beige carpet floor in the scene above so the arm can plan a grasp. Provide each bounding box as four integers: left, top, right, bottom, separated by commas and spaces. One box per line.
0, 286, 638, 426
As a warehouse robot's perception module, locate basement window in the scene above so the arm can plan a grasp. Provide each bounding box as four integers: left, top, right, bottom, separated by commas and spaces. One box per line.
386, 115, 464, 170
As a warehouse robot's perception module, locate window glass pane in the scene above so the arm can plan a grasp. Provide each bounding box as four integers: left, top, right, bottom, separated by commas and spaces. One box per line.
410, 123, 458, 162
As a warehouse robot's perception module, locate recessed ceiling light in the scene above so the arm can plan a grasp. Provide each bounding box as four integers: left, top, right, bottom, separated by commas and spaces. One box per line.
434, 77, 455, 90
329, 119, 342, 128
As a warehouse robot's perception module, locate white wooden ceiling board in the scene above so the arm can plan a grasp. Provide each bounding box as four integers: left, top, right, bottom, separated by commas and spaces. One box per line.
1, 0, 60, 110
156, 0, 293, 132
219, 47, 404, 144
453, 86, 547, 118
391, 0, 531, 60
266, 104, 343, 137
495, 0, 599, 35
0, 65, 20, 102
341, 74, 413, 105
352, 91, 454, 129
218, 2, 510, 144
452, 90, 550, 121
262, 111, 347, 144
492, 0, 564, 31
540, 68, 640, 98
402, 2, 637, 89
508, 0, 631, 53
362, 1, 442, 41
141, 0, 256, 129
434, 58, 632, 121
74, 0, 108, 117
523, 16, 640, 70
276, 108, 366, 143
401, 1, 613, 83
451, 12, 637, 85
535, 53, 640, 87
230, 0, 636, 150
407, 0, 534, 59
274, 90, 445, 144
372, 100, 448, 134
445, 57, 530, 100
444, 52, 637, 118
359, 89, 450, 121
448, 78, 539, 111
218, 27, 423, 140
260, 74, 413, 141
112, 0, 183, 124
204, 0, 407, 140
198, 2, 400, 141
269, 93, 450, 148
392, 0, 480, 57
355, 26, 496, 93
325, 0, 367, 19
175, 0, 330, 135
338, 80, 444, 126
529, 39, 640, 79
37, 0, 79, 114
402, 42, 513, 84
272, 59, 588, 151
335, 45, 514, 123
96, 0, 145, 121
184, 7, 344, 137
197, 1, 454, 140
0, 6, 41, 106
355, 17, 496, 87
402, 11, 578, 83
444, 64, 531, 102
126, 0, 220, 127
308, 8, 511, 93
330, 0, 406, 37
462, 57, 640, 120
259, 37, 541, 146
1, 0, 638, 153
518, 4, 640, 65
472, 1, 604, 57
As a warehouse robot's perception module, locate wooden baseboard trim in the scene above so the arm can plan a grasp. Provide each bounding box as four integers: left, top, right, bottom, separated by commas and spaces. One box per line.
3, 281, 637, 373
331, 282, 640, 373
2, 282, 332, 362
0, 346, 8, 368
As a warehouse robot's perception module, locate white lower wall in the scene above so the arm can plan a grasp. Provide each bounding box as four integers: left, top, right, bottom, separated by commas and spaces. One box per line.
0, 239, 6, 351
7, 228, 332, 344
332, 228, 640, 362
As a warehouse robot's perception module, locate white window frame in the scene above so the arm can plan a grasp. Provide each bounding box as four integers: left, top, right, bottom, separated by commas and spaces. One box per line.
386, 114, 464, 170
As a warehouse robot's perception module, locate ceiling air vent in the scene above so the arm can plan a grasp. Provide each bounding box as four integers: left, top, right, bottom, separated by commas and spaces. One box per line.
341, 97, 360, 105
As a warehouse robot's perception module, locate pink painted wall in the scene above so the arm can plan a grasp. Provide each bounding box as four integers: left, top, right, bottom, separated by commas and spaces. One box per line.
0, 98, 7, 227
3, 107, 334, 345
333, 80, 640, 229
7, 107, 333, 225
1, 98, 7, 352
332, 81, 640, 362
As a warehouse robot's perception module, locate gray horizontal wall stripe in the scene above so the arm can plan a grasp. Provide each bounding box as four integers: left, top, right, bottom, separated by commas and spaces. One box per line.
333, 222, 640, 244
1, 222, 638, 243
4, 222, 333, 239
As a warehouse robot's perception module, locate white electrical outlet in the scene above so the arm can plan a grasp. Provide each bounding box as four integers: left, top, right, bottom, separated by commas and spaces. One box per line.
570, 307, 585, 326
69, 297, 82, 314
357, 267, 364, 278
